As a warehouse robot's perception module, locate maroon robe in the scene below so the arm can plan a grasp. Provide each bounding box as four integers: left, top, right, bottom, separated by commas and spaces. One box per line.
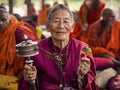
18, 38, 98, 90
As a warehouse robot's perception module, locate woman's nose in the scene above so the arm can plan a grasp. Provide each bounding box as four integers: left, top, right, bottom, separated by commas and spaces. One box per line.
59, 21, 64, 28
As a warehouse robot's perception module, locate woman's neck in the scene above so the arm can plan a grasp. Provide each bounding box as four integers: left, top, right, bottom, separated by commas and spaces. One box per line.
52, 38, 69, 49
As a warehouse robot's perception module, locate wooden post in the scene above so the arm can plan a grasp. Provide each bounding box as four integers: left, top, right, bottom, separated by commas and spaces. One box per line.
24, 0, 31, 16
9, 0, 13, 14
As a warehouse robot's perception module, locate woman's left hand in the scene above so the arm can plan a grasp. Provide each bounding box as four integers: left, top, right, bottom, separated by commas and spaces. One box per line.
77, 57, 90, 77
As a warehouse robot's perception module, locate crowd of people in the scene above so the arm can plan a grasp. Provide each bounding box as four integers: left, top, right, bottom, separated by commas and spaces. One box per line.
0, 0, 120, 90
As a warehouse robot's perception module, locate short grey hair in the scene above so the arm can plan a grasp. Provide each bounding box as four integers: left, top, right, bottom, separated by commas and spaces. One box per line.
47, 4, 74, 25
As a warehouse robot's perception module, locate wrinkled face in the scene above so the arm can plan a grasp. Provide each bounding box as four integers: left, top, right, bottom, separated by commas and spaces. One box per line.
47, 9, 73, 41
0, 11, 10, 32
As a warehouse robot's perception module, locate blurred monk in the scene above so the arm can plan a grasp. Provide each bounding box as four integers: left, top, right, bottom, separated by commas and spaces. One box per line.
88, 8, 120, 89
37, 0, 48, 25
78, 0, 105, 43
88, 8, 120, 60
70, 11, 82, 39
13, 13, 39, 40
0, 6, 35, 90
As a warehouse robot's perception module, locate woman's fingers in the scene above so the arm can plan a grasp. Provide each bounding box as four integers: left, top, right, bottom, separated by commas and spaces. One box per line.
77, 57, 90, 75
23, 64, 37, 81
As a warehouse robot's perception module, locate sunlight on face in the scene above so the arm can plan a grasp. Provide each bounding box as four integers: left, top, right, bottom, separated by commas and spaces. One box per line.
47, 9, 73, 41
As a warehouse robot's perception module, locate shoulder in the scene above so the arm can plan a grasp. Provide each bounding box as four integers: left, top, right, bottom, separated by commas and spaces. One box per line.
38, 38, 49, 47
114, 20, 120, 24
71, 38, 88, 48
114, 20, 120, 30
100, 1, 106, 7
90, 20, 101, 27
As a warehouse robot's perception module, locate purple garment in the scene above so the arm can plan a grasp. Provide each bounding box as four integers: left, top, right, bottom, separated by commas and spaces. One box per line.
18, 38, 98, 90
15, 27, 35, 44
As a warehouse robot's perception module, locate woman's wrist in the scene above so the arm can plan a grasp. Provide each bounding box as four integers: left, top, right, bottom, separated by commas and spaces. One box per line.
78, 75, 87, 88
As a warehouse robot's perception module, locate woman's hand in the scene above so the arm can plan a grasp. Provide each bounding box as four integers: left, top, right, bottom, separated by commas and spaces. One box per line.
77, 57, 90, 77
23, 64, 37, 81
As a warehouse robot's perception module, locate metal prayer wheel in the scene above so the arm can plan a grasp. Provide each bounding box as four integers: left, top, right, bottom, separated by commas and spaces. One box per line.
16, 35, 38, 90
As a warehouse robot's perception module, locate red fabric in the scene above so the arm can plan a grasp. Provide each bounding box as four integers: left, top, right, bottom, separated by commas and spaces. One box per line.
88, 20, 120, 58
78, 1, 105, 25
70, 22, 82, 39
18, 38, 98, 90
94, 57, 117, 70
87, 2, 105, 25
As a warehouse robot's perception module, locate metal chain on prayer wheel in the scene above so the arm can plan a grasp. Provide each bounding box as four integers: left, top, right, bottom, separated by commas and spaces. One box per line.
16, 34, 38, 90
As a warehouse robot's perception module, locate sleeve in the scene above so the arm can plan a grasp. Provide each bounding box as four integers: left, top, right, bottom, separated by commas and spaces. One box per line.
18, 76, 29, 90
18, 76, 39, 90
81, 53, 99, 90
15, 27, 35, 44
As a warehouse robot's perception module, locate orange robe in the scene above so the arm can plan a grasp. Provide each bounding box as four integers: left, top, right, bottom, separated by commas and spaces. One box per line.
78, 1, 105, 43
37, 2, 48, 25
78, 1, 105, 25
0, 23, 24, 76
0, 17, 36, 77
87, 20, 120, 58
11, 15, 38, 40
70, 22, 82, 39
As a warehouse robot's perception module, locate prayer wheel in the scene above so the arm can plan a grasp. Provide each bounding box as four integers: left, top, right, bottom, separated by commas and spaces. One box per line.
16, 35, 38, 90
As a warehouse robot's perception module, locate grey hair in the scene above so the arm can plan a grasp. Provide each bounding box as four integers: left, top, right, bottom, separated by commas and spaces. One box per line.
47, 4, 74, 25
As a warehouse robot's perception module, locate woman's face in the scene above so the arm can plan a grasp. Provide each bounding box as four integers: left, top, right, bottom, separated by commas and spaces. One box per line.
47, 9, 73, 41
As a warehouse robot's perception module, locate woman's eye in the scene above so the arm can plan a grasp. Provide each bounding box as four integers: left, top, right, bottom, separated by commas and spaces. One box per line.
53, 20, 59, 23
64, 21, 69, 24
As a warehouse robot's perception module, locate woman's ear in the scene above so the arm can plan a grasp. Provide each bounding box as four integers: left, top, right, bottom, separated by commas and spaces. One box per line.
70, 23, 74, 33
46, 23, 50, 32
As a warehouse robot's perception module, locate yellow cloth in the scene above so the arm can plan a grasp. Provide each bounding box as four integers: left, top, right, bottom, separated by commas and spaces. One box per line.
36, 26, 43, 39
0, 74, 18, 90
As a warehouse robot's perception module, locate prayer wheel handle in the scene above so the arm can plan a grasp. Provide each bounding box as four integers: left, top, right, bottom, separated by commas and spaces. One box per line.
16, 34, 38, 90
24, 35, 37, 90
26, 57, 36, 90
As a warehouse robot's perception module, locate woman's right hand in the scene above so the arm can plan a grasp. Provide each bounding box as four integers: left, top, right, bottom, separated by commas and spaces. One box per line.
23, 64, 37, 81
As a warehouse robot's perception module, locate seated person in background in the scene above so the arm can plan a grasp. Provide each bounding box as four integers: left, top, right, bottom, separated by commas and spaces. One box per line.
12, 14, 39, 40
88, 8, 120, 66
37, 0, 48, 25
0, 6, 35, 90
78, 0, 105, 43
18, 4, 98, 90
87, 8, 120, 89
70, 11, 82, 39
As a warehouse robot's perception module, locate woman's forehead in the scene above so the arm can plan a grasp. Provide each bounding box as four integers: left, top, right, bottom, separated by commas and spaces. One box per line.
52, 9, 70, 17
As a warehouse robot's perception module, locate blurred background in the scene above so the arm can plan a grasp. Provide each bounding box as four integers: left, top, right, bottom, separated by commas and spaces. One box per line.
0, 0, 120, 19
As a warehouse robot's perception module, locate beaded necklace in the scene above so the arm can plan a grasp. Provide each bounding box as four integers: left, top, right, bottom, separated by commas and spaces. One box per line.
39, 38, 70, 90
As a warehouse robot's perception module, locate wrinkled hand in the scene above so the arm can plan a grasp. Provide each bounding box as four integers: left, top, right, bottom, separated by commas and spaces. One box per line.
77, 57, 90, 77
23, 64, 37, 81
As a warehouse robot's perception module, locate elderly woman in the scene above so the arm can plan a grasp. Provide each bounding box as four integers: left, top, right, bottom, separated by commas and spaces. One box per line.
18, 4, 98, 90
